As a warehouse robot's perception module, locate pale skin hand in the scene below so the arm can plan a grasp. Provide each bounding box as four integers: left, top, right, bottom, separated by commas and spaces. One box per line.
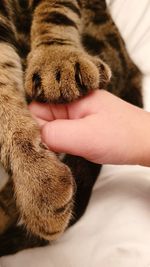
29, 90, 150, 167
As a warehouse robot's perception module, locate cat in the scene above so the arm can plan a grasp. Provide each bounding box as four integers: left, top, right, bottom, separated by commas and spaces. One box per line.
0, 0, 142, 256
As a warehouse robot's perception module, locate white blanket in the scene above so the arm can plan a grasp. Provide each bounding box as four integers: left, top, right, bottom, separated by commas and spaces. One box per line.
1, 1, 150, 266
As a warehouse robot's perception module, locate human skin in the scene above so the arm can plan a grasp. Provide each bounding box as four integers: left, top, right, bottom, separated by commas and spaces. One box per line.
29, 90, 150, 167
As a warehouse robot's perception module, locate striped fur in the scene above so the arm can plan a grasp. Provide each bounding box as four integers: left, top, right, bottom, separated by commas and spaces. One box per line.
0, 0, 142, 255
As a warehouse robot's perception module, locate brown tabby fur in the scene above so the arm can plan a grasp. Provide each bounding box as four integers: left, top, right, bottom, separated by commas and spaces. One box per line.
0, 0, 142, 256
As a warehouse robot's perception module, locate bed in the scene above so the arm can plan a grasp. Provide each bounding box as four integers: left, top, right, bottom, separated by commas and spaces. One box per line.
1, 0, 150, 266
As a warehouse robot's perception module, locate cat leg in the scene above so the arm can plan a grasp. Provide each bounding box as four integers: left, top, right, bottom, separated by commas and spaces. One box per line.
0, 7, 74, 241
81, 0, 143, 107
0, 42, 74, 241
121, 64, 143, 107
25, 0, 111, 103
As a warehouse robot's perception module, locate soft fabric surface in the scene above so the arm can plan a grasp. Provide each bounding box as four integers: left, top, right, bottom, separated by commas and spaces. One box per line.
1, 1, 150, 266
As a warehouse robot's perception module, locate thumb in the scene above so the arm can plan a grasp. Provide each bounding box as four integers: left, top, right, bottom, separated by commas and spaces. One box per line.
41, 118, 88, 157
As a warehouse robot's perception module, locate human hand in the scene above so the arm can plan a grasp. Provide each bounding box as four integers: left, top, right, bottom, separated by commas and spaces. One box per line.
29, 90, 150, 166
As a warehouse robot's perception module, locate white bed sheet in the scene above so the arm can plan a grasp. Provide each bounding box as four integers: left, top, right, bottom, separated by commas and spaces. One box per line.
1, 1, 150, 266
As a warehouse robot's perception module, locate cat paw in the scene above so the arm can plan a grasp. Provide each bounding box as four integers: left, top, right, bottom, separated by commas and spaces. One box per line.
25, 46, 111, 103
12, 135, 75, 240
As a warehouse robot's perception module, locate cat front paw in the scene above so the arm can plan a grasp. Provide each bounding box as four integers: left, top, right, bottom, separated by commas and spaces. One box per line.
25, 46, 111, 103
12, 135, 75, 240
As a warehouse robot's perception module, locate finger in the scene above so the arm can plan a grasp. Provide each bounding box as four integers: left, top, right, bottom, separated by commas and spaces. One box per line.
41, 118, 89, 157
29, 102, 53, 120
29, 90, 107, 121
67, 90, 103, 118
35, 117, 47, 127
29, 102, 69, 121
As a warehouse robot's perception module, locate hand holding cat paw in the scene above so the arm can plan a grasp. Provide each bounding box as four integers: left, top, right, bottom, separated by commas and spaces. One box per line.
30, 90, 150, 167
